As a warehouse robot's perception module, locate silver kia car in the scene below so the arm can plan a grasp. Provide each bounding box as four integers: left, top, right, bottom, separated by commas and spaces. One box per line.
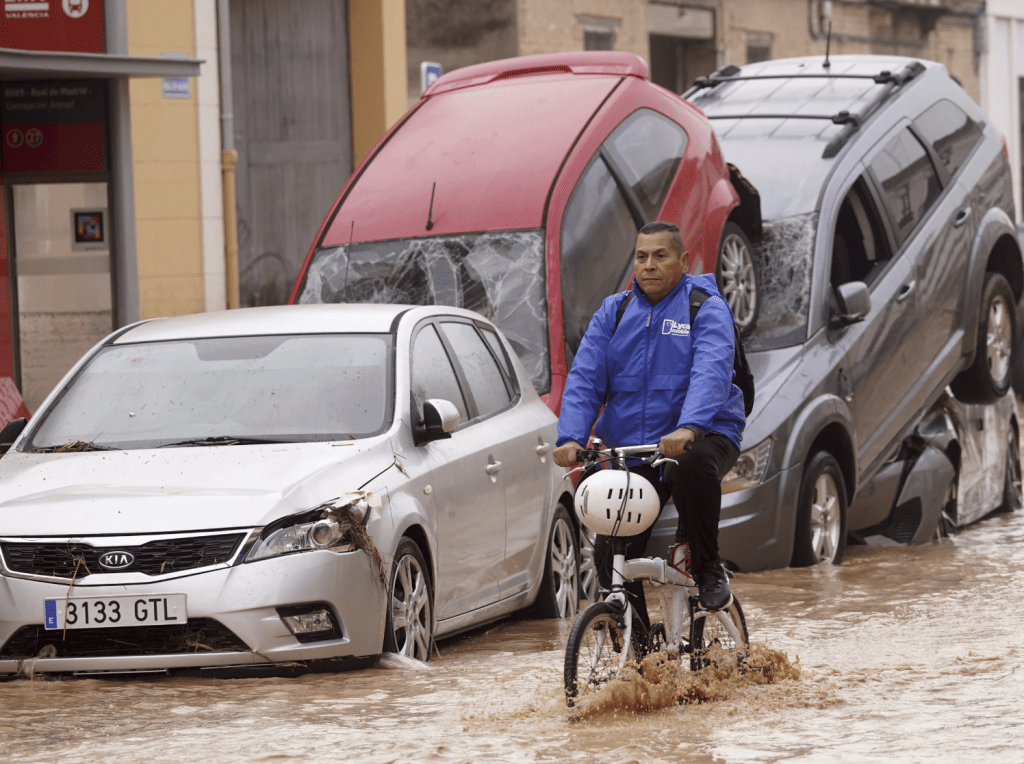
0, 304, 578, 678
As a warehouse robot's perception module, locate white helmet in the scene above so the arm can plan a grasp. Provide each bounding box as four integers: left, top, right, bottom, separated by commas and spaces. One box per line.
575, 469, 660, 537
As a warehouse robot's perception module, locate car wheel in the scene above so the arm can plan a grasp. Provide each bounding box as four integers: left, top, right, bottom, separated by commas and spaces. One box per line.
715, 221, 759, 335
791, 451, 847, 566
951, 272, 1016, 404
532, 504, 580, 619
383, 538, 434, 661
998, 425, 1022, 513
578, 526, 599, 603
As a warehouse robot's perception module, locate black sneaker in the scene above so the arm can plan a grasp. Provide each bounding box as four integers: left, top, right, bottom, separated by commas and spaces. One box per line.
697, 561, 732, 611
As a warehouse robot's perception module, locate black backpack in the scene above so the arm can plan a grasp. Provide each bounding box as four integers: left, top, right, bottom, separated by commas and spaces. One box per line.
613, 289, 755, 417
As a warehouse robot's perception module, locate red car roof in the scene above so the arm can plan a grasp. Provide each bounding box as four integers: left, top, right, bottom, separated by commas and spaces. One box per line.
319, 55, 648, 247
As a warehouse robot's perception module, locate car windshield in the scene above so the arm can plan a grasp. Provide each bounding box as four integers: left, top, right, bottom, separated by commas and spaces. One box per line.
296, 230, 550, 393
745, 212, 818, 351
26, 334, 394, 450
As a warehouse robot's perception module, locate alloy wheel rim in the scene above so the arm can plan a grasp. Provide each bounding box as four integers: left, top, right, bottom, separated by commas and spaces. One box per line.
578, 529, 598, 601
987, 295, 1012, 383
551, 518, 579, 618
391, 554, 432, 660
810, 473, 841, 563
718, 234, 757, 330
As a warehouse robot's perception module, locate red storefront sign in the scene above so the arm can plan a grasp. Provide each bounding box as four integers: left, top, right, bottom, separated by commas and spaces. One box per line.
0, 81, 106, 173
0, 0, 105, 54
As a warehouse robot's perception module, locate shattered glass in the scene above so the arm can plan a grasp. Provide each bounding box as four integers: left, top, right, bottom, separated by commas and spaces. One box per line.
297, 230, 551, 393
746, 212, 817, 351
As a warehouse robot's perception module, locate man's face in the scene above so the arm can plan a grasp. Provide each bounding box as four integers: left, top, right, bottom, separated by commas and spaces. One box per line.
633, 231, 688, 304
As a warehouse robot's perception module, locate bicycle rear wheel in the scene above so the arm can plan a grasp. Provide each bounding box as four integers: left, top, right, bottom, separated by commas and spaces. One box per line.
690, 595, 749, 672
564, 601, 646, 707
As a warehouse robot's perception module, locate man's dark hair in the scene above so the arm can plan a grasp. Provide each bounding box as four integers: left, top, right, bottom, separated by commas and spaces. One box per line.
638, 221, 685, 257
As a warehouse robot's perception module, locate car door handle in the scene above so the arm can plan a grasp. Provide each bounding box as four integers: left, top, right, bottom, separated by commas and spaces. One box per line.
953, 207, 971, 228
535, 442, 550, 456
485, 461, 502, 475
897, 280, 916, 302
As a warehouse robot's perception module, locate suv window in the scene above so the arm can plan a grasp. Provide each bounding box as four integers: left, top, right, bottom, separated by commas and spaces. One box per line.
913, 99, 984, 179
440, 321, 512, 418
831, 179, 891, 290
560, 156, 638, 358
868, 127, 941, 247
603, 109, 688, 220
412, 324, 468, 423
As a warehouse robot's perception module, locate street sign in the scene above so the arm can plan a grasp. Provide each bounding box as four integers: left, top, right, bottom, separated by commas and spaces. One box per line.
421, 62, 443, 93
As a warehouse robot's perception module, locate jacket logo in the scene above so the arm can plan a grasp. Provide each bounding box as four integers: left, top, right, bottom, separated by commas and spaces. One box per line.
662, 319, 690, 337
98, 551, 135, 570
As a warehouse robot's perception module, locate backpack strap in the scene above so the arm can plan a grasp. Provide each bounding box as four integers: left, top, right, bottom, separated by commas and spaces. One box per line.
613, 292, 634, 333
689, 287, 711, 324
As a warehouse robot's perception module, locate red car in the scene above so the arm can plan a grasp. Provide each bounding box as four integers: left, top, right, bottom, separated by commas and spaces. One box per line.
290, 52, 757, 411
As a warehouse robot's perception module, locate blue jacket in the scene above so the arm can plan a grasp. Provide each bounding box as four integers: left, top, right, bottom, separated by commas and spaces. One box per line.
557, 273, 745, 449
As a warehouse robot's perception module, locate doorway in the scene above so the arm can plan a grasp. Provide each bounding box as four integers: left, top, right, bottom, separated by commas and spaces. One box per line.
11, 182, 113, 411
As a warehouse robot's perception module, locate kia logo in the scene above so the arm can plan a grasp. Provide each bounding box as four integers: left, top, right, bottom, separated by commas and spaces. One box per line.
98, 551, 135, 570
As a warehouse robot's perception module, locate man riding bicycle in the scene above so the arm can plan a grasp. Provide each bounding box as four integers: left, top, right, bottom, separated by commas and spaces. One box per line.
553, 221, 745, 622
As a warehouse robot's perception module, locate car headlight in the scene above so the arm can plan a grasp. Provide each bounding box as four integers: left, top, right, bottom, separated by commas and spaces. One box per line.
246, 494, 376, 562
721, 438, 772, 493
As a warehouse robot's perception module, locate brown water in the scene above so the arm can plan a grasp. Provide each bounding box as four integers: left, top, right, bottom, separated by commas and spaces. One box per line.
3, 508, 1023, 763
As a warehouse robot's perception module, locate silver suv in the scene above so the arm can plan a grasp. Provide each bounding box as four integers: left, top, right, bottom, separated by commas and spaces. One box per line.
649, 55, 1023, 571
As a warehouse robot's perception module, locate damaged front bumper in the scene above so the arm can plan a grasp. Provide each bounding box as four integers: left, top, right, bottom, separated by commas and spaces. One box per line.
0, 545, 386, 678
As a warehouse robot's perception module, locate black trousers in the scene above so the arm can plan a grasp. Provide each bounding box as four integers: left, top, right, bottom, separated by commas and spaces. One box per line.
591, 433, 740, 628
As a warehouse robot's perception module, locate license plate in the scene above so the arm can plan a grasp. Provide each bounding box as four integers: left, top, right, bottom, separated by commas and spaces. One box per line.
44, 594, 187, 630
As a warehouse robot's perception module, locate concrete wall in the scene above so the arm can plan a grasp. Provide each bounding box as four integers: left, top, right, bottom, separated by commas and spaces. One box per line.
126, 0, 207, 319
517, 0, 649, 60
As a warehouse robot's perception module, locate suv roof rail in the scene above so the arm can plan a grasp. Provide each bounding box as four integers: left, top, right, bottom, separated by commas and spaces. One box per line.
685, 60, 926, 159
422, 52, 649, 97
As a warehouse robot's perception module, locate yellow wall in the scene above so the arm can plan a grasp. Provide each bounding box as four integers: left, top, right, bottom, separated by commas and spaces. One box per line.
126, 0, 205, 319
350, 0, 409, 166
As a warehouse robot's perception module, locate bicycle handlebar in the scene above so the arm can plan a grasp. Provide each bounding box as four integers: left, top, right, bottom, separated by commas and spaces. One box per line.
575, 444, 666, 465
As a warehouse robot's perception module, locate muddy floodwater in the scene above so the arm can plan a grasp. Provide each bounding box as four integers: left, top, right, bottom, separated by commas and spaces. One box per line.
3, 508, 1023, 763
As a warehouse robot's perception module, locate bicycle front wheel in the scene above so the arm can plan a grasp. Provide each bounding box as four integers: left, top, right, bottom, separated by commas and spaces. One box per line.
564, 601, 645, 707
690, 595, 749, 672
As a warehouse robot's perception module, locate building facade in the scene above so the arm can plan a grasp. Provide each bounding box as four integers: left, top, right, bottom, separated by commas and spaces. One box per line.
1, 0, 406, 415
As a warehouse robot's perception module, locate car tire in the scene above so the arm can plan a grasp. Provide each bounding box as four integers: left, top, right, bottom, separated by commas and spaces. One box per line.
715, 221, 759, 336
383, 538, 434, 661
578, 526, 599, 603
951, 272, 1016, 404
791, 451, 847, 567
998, 424, 1022, 513
532, 504, 581, 619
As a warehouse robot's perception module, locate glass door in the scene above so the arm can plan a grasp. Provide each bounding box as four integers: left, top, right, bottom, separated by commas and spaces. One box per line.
12, 182, 113, 412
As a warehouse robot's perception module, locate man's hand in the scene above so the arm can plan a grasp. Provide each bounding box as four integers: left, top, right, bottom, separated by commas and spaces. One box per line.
660, 427, 696, 458
554, 441, 584, 468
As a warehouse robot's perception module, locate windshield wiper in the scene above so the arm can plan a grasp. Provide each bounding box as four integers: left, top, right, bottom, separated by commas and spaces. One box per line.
33, 441, 120, 453
157, 436, 294, 448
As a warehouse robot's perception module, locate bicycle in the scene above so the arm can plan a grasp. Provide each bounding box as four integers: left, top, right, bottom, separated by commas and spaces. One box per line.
563, 443, 750, 708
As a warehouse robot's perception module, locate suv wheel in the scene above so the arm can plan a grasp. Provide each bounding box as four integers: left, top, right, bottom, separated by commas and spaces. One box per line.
716, 221, 759, 335
951, 272, 1016, 404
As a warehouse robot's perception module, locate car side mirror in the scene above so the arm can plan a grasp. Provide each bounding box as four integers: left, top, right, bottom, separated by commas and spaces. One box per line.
0, 417, 28, 455
831, 281, 871, 329
417, 399, 460, 444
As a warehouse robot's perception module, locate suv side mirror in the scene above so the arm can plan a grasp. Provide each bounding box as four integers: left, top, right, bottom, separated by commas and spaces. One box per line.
416, 399, 460, 444
0, 417, 28, 455
831, 282, 871, 328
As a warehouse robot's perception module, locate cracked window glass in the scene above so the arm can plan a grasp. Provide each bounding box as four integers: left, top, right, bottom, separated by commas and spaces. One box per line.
297, 230, 550, 394
745, 212, 817, 351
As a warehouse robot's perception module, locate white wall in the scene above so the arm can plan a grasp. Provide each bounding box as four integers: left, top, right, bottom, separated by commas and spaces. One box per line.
983, 0, 1024, 224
